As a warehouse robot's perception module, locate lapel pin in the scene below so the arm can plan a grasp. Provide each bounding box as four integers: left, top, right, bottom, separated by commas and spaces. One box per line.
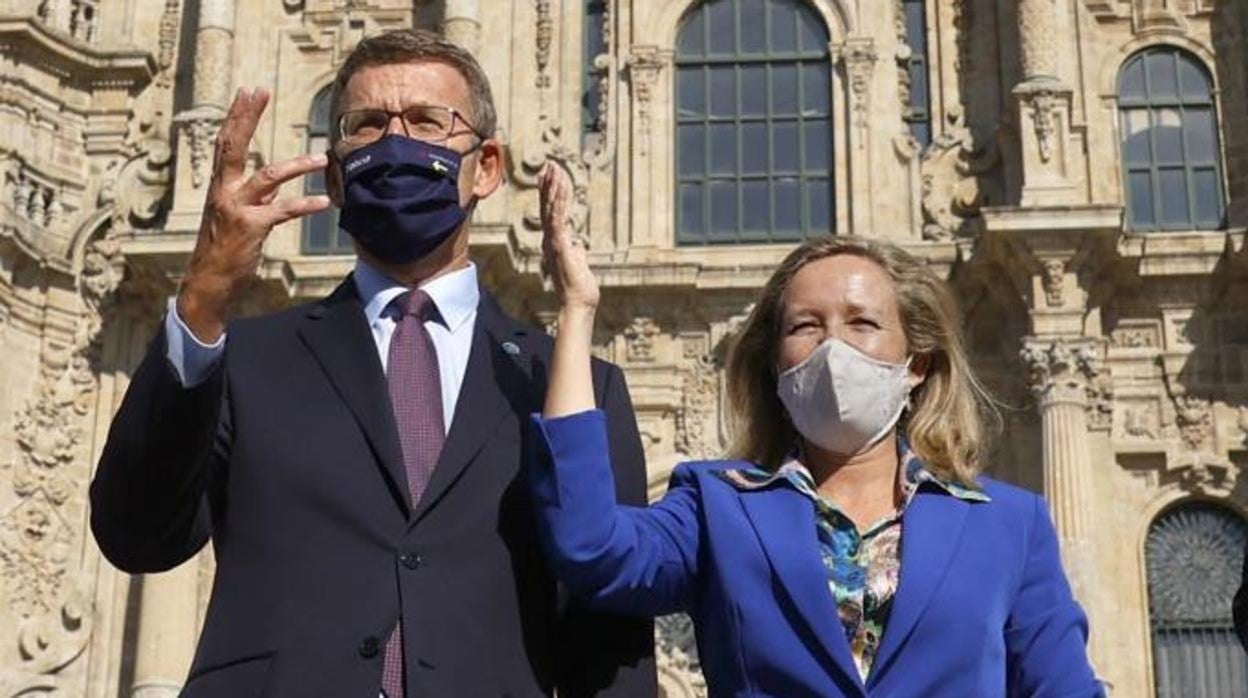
501, 341, 521, 356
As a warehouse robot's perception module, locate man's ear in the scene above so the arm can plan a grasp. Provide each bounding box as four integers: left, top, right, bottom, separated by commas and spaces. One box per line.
325, 148, 344, 207
470, 138, 504, 200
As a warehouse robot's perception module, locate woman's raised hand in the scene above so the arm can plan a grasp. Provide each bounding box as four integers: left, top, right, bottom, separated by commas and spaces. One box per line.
538, 162, 598, 417
539, 162, 599, 313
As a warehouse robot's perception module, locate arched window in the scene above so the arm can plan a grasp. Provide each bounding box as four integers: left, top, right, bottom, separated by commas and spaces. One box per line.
675, 0, 832, 245
1146, 502, 1248, 696
303, 86, 350, 254
1118, 47, 1225, 231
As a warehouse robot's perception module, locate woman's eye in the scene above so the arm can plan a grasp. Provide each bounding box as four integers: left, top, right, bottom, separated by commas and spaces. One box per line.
787, 321, 817, 334
852, 317, 880, 329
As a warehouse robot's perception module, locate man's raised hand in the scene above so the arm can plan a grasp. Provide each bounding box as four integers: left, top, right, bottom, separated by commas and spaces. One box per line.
178, 88, 332, 343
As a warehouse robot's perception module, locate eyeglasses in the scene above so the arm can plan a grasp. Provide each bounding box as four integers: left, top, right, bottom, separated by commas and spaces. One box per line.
336, 105, 485, 148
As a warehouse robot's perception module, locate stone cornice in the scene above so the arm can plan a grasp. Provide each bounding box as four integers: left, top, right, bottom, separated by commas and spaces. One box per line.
116, 226, 970, 300
0, 14, 156, 93
1117, 228, 1248, 277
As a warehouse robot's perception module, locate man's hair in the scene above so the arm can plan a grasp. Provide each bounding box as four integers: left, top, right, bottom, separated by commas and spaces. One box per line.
328, 29, 497, 145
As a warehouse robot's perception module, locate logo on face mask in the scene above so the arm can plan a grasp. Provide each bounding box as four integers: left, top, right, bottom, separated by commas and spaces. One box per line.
337, 135, 469, 264
776, 339, 913, 456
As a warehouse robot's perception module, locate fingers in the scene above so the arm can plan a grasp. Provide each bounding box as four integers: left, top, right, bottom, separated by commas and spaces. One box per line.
238, 152, 329, 203
264, 194, 332, 227
213, 88, 271, 186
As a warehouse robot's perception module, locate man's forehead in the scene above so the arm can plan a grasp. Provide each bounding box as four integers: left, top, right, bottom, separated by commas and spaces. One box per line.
342, 60, 471, 108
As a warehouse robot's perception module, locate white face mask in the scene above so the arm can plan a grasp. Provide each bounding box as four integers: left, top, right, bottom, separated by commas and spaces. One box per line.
776, 338, 913, 457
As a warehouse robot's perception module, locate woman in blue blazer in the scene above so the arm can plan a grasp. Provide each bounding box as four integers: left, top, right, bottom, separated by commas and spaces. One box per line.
530, 165, 1103, 697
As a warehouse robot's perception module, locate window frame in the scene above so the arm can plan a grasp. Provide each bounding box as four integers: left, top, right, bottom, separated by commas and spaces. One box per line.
1117, 46, 1227, 232
673, 0, 834, 246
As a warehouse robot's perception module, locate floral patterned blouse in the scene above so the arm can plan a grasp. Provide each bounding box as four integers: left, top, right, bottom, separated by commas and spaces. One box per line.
717, 442, 989, 682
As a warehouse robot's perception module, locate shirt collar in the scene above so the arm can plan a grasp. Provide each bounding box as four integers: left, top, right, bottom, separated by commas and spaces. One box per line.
716, 439, 990, 505
354, 257, 479, 332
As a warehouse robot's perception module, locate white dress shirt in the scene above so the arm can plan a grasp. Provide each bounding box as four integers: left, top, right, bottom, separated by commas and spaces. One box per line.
164, 259, 480, 433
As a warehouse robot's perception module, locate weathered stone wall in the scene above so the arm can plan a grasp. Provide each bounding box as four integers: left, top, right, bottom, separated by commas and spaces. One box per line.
0, 1, 1246, 696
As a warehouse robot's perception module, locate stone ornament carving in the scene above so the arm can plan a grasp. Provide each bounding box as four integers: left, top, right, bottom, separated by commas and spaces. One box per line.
1041, 259, 1065, 307
919, 110, 1000, 241
674, 355, 720, 459
893, 0, 912, 114
0, 234, 122, 690
656, 613, 707, 698
626, 46, 666, 157
624, 317, 660, 363
841, 40, 878, 148
588, 0, 613, 136
535, 0, 553, 90
1023, 88, 1059, 164
1122, 402, 1160, 440
1109, 322, 1159, 349
1146, 504, 1247, 624
1020, 339, 1107, 415
100, 139, 173, 230
519, 124, 593, 240
175, 109, 224, 189
156, 0, 181, 87
1173, 395, 1213, 452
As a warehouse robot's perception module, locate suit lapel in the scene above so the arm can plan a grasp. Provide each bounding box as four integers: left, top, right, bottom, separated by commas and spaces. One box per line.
297, 277, 411, 514
739, 487, 863, 692
866, 489, 970, 687
409, 292, 537, 525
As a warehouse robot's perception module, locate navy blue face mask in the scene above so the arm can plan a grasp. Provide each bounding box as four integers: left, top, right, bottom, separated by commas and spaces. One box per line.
337, 134, 476, 264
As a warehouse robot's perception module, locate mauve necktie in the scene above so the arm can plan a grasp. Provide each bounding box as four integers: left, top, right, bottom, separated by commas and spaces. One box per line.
381, 289, 445, 698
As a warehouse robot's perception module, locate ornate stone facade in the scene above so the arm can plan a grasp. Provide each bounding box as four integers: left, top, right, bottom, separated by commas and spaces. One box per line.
0, 1, 1246, 696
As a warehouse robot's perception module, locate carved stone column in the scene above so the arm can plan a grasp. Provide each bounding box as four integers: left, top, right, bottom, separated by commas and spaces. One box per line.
168, 0, 236, 231
129, 565, 200, 698
1019, 337, 1106, 610
1020, 338, 1100, 541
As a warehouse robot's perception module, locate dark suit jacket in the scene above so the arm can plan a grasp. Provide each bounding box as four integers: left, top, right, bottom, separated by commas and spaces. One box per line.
1236, 543, 1248, 651
90, 277, 657, 697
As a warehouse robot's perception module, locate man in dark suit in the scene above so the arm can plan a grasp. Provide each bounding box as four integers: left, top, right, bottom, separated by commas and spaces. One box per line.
90, 29, 656, 697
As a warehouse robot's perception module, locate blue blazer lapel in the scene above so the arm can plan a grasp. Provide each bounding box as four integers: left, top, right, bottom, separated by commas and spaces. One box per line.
739, 486, 863, 692
867, 489, 970, 687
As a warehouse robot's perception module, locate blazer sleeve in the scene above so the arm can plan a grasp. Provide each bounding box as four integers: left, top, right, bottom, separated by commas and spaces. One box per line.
554, 364, 659, 698
530, 407, 702, 619
89, 324, 229, 573
1004, 493, 1104, 698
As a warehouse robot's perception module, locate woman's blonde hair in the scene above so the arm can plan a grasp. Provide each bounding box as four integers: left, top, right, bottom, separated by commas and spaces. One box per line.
725, 236, 995, 487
